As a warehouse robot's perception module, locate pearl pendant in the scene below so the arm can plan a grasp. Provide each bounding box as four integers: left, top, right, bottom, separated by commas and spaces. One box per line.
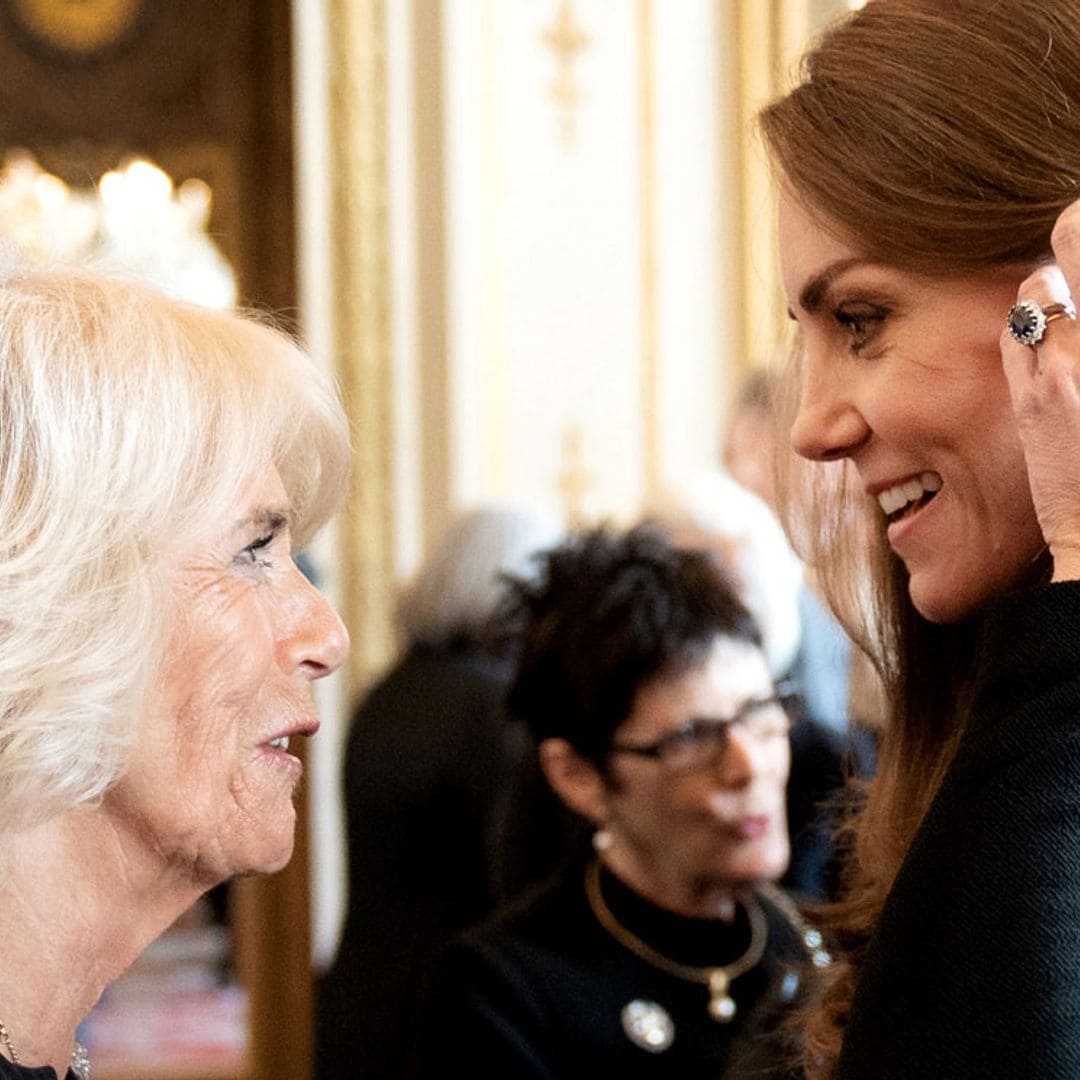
707, 969, 737, 1022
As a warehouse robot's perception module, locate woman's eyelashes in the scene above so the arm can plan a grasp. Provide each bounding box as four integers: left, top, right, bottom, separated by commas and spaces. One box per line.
236, 532, 276, 569
235, 516, 289, 570
833, 301, 888, 354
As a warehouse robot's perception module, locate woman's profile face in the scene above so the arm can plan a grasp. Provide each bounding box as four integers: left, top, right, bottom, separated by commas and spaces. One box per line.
779, 188, 1046, 623
601, 636, 790, 908
105, 466, 348, 886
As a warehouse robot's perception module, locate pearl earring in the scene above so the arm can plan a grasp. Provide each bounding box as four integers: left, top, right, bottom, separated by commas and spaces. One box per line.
593, 827, 613, 854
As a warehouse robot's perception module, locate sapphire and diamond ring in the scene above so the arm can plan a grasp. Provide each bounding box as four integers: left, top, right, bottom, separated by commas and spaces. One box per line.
1007, 299, 1076, 347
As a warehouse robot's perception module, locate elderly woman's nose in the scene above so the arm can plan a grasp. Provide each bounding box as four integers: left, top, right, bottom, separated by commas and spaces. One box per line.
281, 571, 350, 678
718, 727, 756, 787
790, 359, 868, 463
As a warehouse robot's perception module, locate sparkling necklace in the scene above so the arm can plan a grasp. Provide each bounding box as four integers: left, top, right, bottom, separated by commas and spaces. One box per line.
754, 880, 833, 971
0, 1016, 92, 1079
584, 858, 767, 1022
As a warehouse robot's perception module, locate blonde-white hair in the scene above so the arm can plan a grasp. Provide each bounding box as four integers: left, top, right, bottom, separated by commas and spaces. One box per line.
0, 267, 350, 830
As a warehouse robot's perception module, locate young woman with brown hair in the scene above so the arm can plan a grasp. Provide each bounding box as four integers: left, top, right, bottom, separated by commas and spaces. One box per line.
760, 1, 1080, 1075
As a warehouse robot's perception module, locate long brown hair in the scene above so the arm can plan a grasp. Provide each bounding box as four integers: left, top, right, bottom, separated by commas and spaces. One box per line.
759, 0, 1078, 1071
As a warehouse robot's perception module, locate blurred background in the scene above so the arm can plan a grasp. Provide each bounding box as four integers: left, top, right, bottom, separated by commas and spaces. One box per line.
0, 1, 861, 1076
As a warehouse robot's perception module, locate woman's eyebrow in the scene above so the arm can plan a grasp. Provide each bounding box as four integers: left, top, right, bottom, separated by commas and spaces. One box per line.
236, 507, 291, 533
798, 257, 869, 313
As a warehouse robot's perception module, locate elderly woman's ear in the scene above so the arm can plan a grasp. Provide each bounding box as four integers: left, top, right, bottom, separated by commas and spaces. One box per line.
538, 738, 608, 824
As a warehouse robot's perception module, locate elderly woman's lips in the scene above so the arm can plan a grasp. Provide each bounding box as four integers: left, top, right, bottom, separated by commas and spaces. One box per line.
262, 719, 320, 750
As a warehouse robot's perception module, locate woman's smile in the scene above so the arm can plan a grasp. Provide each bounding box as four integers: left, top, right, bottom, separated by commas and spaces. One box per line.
780, 187, 1046, 623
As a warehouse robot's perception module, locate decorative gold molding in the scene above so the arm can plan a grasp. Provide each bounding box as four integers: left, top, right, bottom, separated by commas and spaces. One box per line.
542, 1, 591, 147
729, 0, 858, 386
413, 0, 453, 553
731, 0, 822, 381
732, 0, 779, 380
327, 0, 396, 695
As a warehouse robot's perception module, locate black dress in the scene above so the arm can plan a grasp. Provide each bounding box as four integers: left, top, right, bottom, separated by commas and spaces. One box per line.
839, 582, 1080, 1078
315, 643, 527, 1078
0, 1057, 76, 1079
419, 855, 824, 1078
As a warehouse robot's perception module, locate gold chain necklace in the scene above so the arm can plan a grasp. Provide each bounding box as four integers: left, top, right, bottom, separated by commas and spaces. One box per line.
0, 1016, 92, 1079
584, 858, 768, 1022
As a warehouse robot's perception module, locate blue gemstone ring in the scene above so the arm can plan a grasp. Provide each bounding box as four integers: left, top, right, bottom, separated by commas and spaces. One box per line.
1007, 299, 1075, 347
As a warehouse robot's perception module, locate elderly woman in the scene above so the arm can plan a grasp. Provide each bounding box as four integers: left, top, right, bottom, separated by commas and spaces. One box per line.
0, 268, 349, 1078
419, 525, 828, 1078
759, 1, 1080, 1075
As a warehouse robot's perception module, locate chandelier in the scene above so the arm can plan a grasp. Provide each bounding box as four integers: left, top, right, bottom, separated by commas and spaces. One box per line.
0, 150, 237, 309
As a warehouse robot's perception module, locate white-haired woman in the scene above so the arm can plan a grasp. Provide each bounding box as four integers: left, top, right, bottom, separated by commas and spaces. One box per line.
0, 268, 349, 1078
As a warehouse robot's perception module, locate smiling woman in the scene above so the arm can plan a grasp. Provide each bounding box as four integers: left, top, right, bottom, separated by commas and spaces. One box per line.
0, 267, 349, 1078
758, 0, 1080, 1076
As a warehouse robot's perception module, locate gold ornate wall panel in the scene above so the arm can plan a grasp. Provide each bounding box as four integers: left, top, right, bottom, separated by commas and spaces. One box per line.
326, 0, 397, 695
730, 0, 858, 380
411, 0, 453, 558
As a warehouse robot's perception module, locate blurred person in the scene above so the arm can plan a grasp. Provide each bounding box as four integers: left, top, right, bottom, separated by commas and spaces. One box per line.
725, 368, 782, 512
725, 371, 855, 738
418, 524, 830, 1078
0, 268, 349, 1079
315, 506, 563, 1079
654, 472, 858, 902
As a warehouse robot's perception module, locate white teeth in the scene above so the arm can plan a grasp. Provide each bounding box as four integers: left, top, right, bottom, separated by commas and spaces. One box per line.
268, 736, 289, 750
877, 471, 942, 518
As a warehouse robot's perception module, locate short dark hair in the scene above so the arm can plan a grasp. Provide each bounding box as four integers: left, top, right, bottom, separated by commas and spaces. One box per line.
505, 523, 761, 766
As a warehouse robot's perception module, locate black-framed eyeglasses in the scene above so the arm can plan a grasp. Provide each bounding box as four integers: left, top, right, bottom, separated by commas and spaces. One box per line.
609, 687, 797, 772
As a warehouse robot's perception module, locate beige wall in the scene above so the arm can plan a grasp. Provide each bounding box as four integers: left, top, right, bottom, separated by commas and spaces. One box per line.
295, 0, 856, 969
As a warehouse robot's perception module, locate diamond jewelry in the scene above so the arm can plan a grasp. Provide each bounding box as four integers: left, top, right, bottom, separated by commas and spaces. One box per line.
1007, 298, 1075, 347
620, 999, 675, 1052
756, 880, 833, 970
0, 1016, 92, 1079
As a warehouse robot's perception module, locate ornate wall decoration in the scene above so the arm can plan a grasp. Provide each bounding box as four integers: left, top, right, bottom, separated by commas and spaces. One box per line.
326, 0, 397, 695
731, 0, 865, 376
541, 1, 592, 146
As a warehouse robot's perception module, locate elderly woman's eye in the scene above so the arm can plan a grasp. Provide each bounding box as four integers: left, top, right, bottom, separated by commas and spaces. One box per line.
237, 533, 275, 567
672, 721, 726, 762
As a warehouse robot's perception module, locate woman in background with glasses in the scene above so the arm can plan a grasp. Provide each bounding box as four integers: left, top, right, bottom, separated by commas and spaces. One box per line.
418, 524, 828, 1078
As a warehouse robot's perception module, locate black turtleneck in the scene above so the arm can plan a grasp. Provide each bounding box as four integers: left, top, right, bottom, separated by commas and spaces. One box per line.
0, 1057, 76, 1080
417, 853, 816, 1078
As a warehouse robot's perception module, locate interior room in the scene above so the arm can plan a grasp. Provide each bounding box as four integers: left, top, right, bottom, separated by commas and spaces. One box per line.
0, 1, 859, 1076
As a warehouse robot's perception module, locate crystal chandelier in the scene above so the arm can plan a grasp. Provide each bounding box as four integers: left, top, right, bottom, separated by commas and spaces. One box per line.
0, 150, 237, 309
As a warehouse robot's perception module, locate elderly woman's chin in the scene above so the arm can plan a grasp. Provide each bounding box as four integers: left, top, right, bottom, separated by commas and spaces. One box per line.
720, 827, 790, 888
102, 757, 304, 888
199, 784, 303, 883
229, 813, 298, 879
220, 784, 302, 880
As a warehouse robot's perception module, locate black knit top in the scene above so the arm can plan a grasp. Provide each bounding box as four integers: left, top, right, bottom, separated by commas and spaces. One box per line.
419, 853, 819, 1078
840, 582, 1080, 1078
